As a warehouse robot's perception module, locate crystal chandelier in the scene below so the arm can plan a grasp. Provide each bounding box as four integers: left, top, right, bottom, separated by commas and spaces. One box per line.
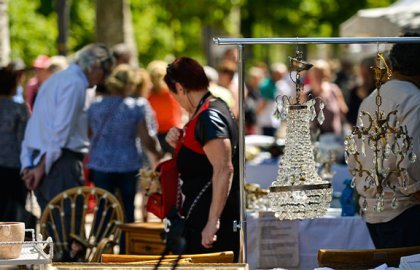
268, 49, 332, 220
345, 52, 416, 212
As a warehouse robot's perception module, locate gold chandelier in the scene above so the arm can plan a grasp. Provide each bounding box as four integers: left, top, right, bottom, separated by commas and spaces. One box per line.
344, 52, 417, 212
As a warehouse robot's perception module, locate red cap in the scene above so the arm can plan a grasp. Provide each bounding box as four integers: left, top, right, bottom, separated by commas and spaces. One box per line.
32, 55, 51, 69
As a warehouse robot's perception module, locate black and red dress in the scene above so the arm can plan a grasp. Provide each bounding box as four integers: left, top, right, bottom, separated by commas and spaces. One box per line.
177, 96, 240, 260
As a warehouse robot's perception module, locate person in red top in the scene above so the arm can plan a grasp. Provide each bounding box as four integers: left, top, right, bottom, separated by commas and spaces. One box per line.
147, 60, 182, 154
164, 57, 240, 261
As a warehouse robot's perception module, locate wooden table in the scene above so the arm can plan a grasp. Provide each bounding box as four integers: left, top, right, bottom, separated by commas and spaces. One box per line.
118, 222, 165, 255
53, 262, 249, 269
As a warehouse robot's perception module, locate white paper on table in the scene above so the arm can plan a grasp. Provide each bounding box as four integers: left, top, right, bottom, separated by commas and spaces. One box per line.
399, 253, 420, 270
257, 212, 299, 269
373, 263, 389, 270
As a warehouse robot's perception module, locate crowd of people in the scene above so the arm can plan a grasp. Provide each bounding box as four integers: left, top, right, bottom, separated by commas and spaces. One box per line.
1, 32, 420, 260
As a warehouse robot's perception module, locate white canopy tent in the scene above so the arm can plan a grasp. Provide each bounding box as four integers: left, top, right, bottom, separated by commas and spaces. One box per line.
340, 0, 420, 37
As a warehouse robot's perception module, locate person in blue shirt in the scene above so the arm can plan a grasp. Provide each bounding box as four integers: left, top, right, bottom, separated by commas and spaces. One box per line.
21, 43, 114, 212
87, 64, 162, 223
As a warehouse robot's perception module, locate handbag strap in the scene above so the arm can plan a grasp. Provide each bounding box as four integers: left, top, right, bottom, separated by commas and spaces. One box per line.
172, 131, 183, 210
184, 180, 211, 220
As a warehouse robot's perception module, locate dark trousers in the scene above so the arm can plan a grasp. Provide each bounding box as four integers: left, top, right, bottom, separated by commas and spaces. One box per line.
91, 170, 137, 223
367, 204, 420, 249
0, 166, 28, 221
35, 149, 84, 212
262, 127, 277, 137
184, 191, 240, 262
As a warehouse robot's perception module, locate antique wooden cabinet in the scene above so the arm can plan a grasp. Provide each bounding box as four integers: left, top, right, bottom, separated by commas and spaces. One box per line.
118, 222, 165, 255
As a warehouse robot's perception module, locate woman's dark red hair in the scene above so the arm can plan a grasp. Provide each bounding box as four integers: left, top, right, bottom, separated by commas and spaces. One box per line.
164, 57, 209, 93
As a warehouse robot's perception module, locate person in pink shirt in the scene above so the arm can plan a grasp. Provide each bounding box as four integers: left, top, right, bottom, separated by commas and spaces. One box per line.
25, 55, 53, 110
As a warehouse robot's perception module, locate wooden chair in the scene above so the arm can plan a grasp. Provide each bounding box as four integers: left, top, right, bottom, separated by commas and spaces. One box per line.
101, 251, 235, 264
318, 246, 420, 269
39, 186, 125, 262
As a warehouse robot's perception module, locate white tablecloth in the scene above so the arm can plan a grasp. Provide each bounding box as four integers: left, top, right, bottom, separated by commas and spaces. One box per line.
246, 211, 375, 270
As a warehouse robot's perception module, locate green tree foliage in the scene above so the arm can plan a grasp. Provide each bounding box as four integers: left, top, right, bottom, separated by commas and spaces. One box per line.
9, 0, 57, 64
241, 0, 397, 63
241, 0, 397, 38
130, 0, 238, 65
8, 0, 398, 65
9, 0, 94, 64
67, 0, 95, 52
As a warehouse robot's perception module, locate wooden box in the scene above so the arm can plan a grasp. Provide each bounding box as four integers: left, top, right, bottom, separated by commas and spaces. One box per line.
118, 222, 165, 255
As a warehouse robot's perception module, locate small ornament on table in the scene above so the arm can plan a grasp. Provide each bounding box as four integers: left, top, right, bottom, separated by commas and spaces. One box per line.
138, 168, 161, 196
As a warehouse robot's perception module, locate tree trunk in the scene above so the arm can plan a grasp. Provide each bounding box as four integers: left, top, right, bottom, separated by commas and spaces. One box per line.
95, 0, 138, 66
56, 0, 71, 56
0, 0, 10, 66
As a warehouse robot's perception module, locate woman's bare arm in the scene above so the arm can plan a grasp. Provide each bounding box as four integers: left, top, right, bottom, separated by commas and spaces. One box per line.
201, 138, 234, 248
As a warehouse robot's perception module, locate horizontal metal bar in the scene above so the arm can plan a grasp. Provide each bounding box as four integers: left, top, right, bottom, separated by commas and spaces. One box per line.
213, 37, 420, 45
270, 183, 332, 192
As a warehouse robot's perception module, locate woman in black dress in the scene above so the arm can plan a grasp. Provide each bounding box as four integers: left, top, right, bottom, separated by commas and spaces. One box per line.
164, 57, 240, 260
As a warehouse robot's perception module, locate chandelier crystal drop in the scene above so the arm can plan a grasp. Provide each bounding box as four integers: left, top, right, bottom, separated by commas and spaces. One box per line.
345, 52, 416, 212
268, 49, 332, 220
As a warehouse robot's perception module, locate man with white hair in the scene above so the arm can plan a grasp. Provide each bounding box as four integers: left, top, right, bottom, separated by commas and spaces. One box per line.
21, 43, 114, 211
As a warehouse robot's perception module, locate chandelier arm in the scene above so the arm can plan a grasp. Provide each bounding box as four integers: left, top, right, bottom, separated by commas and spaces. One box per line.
403, 126, 413, 150
353, 153, 369, 177
352, 126, 363, 138
395, 152, 405, 172
281, 95, 291, 104
385, 110, 398, 125
360, 111, 374, 131
406, 136, 413, 151
275, 94, 282, 105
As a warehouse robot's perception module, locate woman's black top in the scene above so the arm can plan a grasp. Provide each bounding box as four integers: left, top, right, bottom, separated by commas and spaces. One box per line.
177, 97, 240, 259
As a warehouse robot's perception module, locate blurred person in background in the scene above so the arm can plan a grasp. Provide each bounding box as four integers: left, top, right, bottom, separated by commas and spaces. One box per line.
203, 65, 235, 110
88, 64, 162, 223
257, 62, 293, 137
112, 43, 133, 66
25, 55, 68, 111
164, 57, 240, 260
0, 67, 30, 221
217, 61, 239, 118
334, 58, 357, 104
245, 66, 264, 135
7, 59, 26, 104
25, 55, 52, 110
147, 60, 183, 155
136, 68, 152, 98
348, 33, 420, 249
346, 57, 376, 126
48, 55, 69, 73
133, 68, 159, 221
134, 68, 158, 135
20, 43, 114, 212
306, 59, 348, 137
